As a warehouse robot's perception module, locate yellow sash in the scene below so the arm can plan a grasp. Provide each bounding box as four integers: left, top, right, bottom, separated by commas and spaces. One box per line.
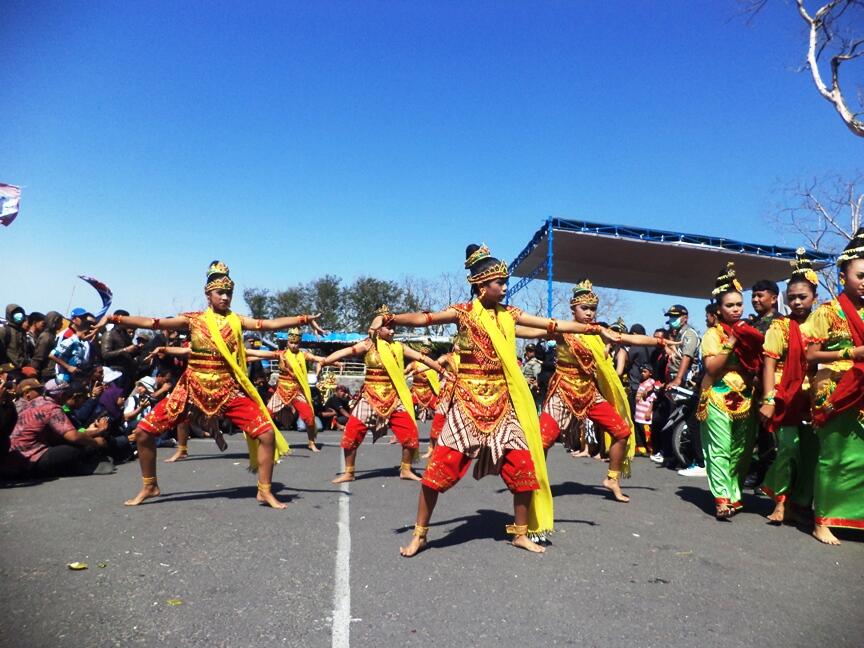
422, 366, 441, 396
284, 349, 315, 431
375, 339, 416, 422
202, 308, 290, 470
472, 299, 553, 534
578, 333, 635, 476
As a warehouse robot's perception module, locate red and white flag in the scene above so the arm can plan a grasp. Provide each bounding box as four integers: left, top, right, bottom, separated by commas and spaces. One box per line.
0, 184, 21, 227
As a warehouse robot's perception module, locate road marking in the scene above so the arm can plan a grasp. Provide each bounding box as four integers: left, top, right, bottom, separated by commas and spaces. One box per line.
332, 452, 351, 648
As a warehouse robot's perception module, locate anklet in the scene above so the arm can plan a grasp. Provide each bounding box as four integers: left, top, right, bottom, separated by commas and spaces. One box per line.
505, 523, 528, 536
412, 524, 429, 538
399, 461, 413, 471
177, 445, 188, 453
257, 481, 271, 492
142, 476, 157, 485
607, 469, 620, 480
343, 466, 355, 474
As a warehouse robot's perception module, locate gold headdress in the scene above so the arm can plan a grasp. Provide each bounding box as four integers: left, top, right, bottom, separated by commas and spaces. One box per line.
610, 317, 627, 333
711, 261, 743, 297
205, 260, 235, 293
465, 244, 510, 285
286, 327, 302, 343
837, 227, 864, 267
790, 247, 819, 287
570, 279, 599, 307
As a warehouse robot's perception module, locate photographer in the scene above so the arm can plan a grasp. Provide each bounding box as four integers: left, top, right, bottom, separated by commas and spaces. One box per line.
123, 376, 156, 433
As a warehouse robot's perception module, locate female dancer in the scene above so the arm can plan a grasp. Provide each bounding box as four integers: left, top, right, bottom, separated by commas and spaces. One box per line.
322, 308, 449, 484
802, 229, 864, 545
107, 261, 324, 509
406, 341, 440, 422
697, 262, 764, 519
422, 341, 460, 459
759, 250, 818, 523
534, 280, 671, 503
371, 245, 618, 557
245, 328, 327, 452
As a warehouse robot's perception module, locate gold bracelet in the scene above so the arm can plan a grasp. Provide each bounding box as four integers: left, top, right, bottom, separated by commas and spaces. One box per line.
840, 347, 853, 360
399, 461, 413, 471
607, 469, 621, 481
142, 476, 158, 485
257, 481, 271, 492
547, 318, 558, 335
412, 524, 429, 538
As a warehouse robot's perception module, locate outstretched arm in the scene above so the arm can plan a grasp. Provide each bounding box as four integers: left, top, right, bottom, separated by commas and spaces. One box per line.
619, 332, 672, 349
516, 313, 621, 344
239, 314, 326, 335
370, 308, 459, 331
144, 345, 192, 362
244, 348, 279, 360
515, 325, 548, 340
104, 313, 189, 332
320, 339, 372, 366
402, 346, 449, 377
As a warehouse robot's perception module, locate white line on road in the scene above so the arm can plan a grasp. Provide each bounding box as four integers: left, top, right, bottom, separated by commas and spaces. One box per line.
332, 452, 351, 648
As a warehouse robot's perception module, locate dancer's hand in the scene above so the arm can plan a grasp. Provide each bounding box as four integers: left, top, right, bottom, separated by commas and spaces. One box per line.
307, 314, 326, 336
599, 327, 621, 345
758, 402, 775, 425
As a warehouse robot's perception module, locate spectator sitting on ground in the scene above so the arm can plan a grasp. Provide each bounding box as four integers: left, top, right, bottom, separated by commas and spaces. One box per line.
29, 311, 64, 382
9, 378, 112, 478
320, 385, 352, 430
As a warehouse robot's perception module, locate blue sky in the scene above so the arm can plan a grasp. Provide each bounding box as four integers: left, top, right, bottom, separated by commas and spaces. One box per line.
2, 1, 860, 331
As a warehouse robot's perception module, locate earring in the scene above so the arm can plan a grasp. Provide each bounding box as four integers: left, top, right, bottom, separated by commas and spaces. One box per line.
840, 277, 846, 287
479, 287, 487, 299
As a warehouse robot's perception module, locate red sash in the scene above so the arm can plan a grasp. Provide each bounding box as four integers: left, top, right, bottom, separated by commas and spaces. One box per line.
768, 319, 808, 433
812, 293, 864, 427
719, 320, 764, 374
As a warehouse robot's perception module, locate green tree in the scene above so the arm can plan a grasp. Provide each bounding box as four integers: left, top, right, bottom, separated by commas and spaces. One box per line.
345, 276, 403, 330
268, 287, 308, 319
306, 275, 345, 330
243, 288, 271, 319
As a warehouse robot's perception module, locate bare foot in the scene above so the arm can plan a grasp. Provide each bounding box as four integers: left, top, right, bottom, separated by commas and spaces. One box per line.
715, 505, 734, 520
399, 536, 427, 557
571, 449, 589, 458
308, 442, 321, 453
420, 448, 433, 459
400, 468, 422, 481
124, 483, 161, 506
511, 534, 546, 553
812, 524, 841, 545
332, 472, 355, 484
602, 477, 630, 503
767, 502, 785, 524
257, 490, 288, 509
388, 436, 399, 445
164, 449, 188, 463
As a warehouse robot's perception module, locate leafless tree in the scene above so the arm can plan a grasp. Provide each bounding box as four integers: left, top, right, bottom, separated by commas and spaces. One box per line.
743, 0, 864, 137
769, 173, 863, 294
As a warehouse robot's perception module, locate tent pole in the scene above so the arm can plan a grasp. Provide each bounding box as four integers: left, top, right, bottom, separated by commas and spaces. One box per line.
546, 216, 554, 318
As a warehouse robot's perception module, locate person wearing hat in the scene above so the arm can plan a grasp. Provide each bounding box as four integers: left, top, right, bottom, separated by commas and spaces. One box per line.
99, 260, 325, 509
698, 262, 764, 520
245, 328, 327, 453
802, 229, 864, 544
124, 376, 157, 432
9, 376, 109, 478
749, 279, 781, 335
530, 279, 670, 504
321, 305, 446, 485
758, 249, 818, 526
50, 308, 96, 383
367, 246, 620, 556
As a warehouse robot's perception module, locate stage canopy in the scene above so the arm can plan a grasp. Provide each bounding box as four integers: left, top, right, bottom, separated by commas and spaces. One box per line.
508, 218, 832, 312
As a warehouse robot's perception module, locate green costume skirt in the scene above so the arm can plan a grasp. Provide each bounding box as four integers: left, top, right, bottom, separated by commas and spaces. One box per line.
700, 402, 757, 508
761, 424, 817, 510
814, 410, 864, 529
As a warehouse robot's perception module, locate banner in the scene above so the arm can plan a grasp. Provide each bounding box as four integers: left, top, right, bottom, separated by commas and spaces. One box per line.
0, 184, 20, 227
77, 275, 113, 319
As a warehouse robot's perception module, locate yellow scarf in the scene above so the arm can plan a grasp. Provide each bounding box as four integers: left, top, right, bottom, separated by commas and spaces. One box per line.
578, 333, 635, 477
472, 299, 554, 534
202, 308, 291, 470
422, 365, 441, 396
284, 348, 315, 432
375, 338, 416, 422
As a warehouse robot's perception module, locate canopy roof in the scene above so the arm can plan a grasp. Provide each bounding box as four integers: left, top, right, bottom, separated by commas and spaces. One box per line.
508, 218, 832, 299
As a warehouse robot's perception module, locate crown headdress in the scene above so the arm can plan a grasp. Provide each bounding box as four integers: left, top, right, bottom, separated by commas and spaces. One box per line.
711, 261, 743, 296
790, 247, 819, 287
570, 279, 599, 307
286, 327, 302, 342
837, 227, 864, 266
610, 317, 627, 333
465, 244, 510, 285
205, 260, 234, 293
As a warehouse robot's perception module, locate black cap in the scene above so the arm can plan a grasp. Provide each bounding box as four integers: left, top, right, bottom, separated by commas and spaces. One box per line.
664, 304, 688, 317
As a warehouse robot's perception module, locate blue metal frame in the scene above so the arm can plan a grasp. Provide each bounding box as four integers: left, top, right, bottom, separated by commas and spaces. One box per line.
507, 217, 833, 300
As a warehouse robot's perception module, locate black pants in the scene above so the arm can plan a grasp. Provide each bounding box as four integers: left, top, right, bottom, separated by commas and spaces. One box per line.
33, 445, 101, 478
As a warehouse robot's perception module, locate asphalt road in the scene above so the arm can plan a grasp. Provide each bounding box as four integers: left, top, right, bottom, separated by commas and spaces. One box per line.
1, 424, 862, 648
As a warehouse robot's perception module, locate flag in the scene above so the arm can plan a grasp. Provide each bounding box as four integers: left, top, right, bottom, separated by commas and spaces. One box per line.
78, 275, 114, 320
0, 184, 21, 227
